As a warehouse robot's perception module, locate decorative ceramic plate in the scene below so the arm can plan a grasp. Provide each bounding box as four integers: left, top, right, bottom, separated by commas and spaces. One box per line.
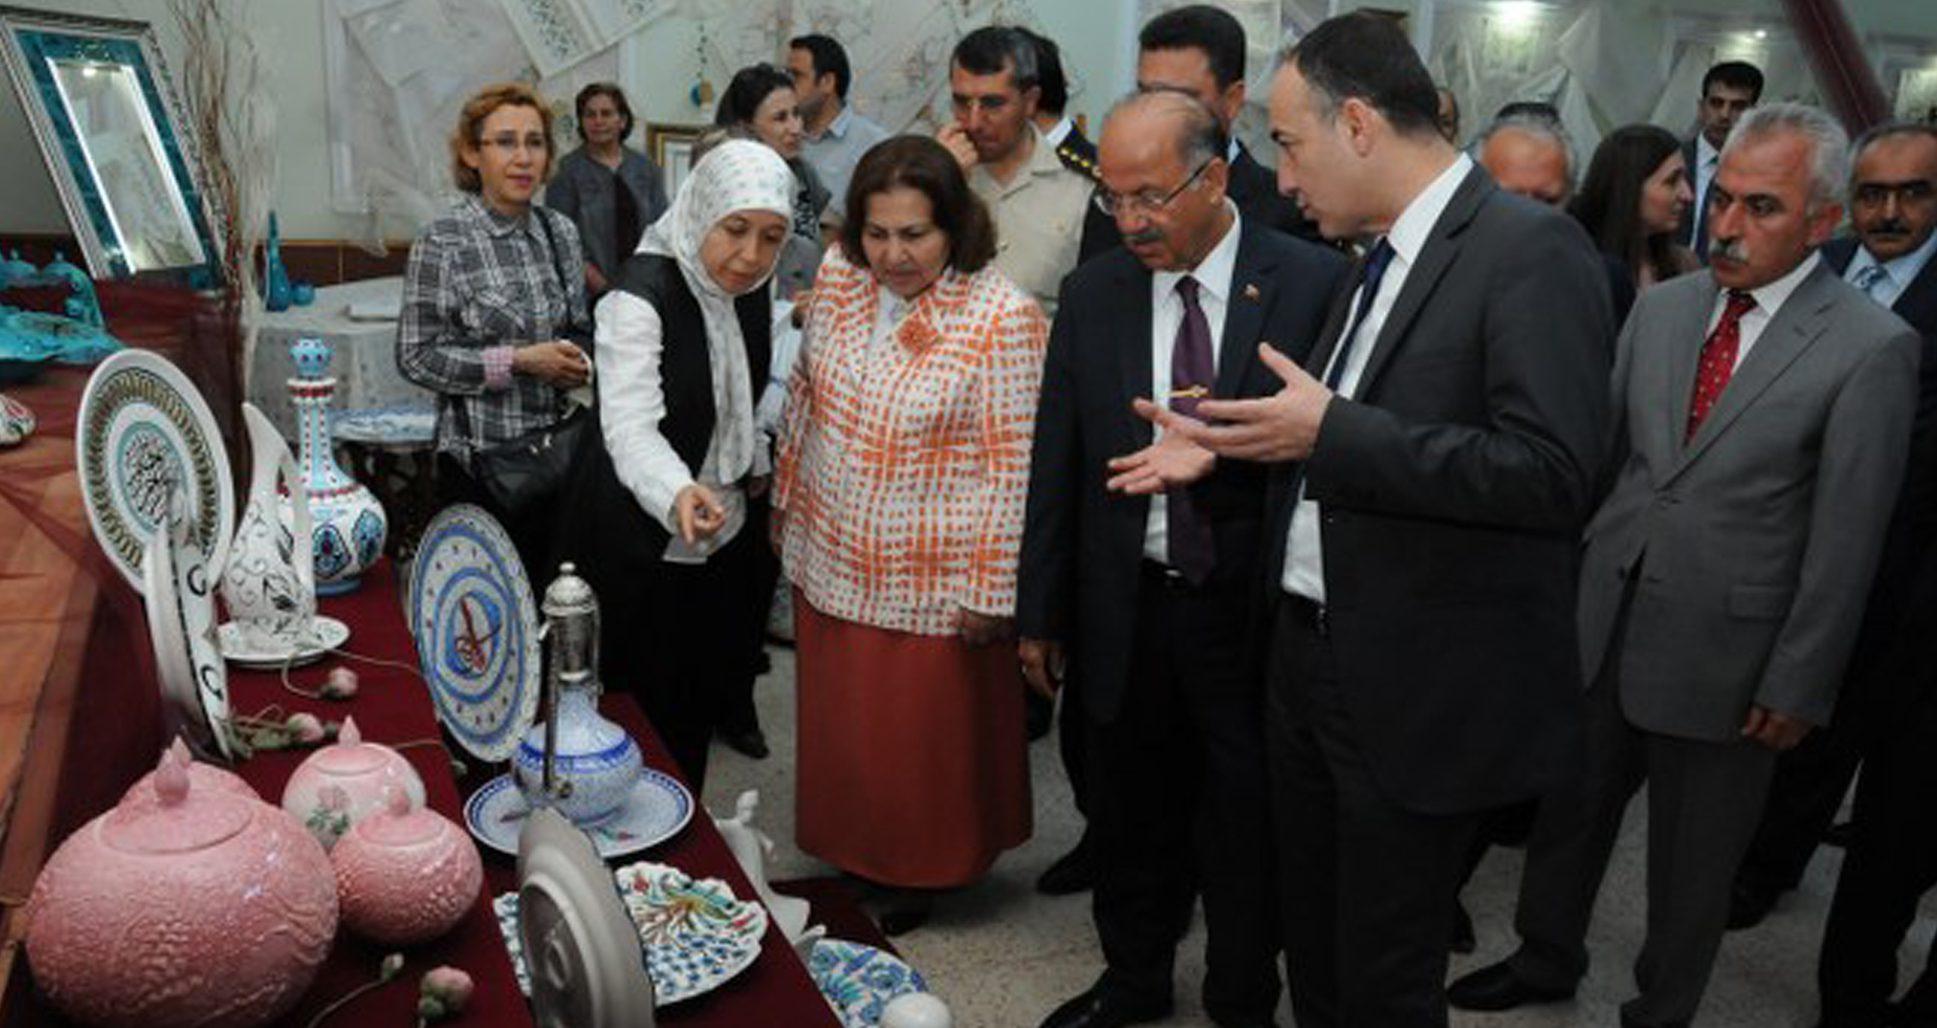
465, 770, 694, 860
215, 615, 350, 669
809, 939, 929, 1028
409, 505, 541, 762
495, 861, 769, 1006
77, 350, 234, 591
0, 392, 34, 446
330, 405, 436, 447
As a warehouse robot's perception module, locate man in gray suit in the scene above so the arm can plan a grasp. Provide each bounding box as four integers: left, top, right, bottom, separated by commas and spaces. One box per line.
1450, 103, 1922, 1028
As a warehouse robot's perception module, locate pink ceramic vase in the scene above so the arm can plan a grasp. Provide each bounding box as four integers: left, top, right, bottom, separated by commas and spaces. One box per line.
332, 784, 481, 945
281, 716, 426, 850
24, 747, 338, 1028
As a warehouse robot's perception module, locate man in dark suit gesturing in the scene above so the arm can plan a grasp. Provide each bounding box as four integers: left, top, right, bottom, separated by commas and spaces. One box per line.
1017, 89, 1345, 1028
1142, 13, 1612, 1025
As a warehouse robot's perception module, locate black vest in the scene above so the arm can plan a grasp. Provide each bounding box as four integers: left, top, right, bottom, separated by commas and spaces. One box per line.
561, 254, 772, 566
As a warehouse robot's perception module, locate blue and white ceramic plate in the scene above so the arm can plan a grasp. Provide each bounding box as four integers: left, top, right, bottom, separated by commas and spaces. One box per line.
493, 860, 767, 1005
77, 350, 234, 592
809, 939, 929, 1028
464, 769, 695, 859
409, 504, 540, 762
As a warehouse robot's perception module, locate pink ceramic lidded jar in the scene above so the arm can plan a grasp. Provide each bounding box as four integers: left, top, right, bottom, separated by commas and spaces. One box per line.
281, 716, 427, 850
123, 738, 257, 809
332, 785, 483, 945
24, 747, 338, 1028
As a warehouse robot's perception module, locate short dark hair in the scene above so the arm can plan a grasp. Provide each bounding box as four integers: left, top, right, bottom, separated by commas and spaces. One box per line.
1140, 4, 1247, 89
714, 63, 794, 129
1495, 100, 1559, 124
574, 82, 634, 142
1282, 12, 1441, 139
840, 135, 997, 275
1018, 28, 1069, 116
1850, 120, 1937, 169
789, 34, 851, 101
1702, 61, 1764, 103
951, 26, 1039, 93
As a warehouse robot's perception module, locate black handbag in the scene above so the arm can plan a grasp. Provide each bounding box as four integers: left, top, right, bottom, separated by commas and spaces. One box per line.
459, 210, 593, 518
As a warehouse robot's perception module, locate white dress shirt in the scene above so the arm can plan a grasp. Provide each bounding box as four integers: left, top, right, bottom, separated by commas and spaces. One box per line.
1706, 251, 1820, 370
1144, 205, 1241, 564
1282, 154, 1474, 602
1843, 231, 1937, 311
1690, 134, 1721, 248
594, 289, 752, 564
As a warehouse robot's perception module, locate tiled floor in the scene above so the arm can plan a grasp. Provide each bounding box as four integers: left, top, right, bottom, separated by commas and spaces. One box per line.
702, 645, 1929, 1027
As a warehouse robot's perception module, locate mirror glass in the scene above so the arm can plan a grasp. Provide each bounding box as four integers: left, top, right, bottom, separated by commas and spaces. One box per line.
46, 56, 205, 271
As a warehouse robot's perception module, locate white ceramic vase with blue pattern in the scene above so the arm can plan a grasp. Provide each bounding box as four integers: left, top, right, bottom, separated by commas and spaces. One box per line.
288, 336, 386, 594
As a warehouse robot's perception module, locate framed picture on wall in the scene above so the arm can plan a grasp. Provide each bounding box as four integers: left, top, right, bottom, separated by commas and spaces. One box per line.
646, 123, 707, 198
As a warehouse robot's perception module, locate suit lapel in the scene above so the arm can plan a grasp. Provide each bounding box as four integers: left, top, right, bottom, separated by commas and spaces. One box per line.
1353, 167, 1490, 396
1669, 265, 1839, 479
1117, 259, 1156, 410
1894, 250, 1937, 331
1216, 223, 1275, 398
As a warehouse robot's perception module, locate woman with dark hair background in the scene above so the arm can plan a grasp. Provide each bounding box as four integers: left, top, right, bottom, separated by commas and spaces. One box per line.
546, 82, 668, 297
1571, 124, 1699, 291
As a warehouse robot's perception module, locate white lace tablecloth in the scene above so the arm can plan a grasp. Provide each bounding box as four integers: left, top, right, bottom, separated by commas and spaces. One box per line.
248, 276, 434, 447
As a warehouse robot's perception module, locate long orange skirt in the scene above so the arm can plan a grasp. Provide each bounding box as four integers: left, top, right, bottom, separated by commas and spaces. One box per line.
793, 592, 1031, 888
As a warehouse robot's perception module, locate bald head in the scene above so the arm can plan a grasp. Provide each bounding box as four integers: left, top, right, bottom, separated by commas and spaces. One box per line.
1102, 88, 1226, 171
1479, 121, 1574, 207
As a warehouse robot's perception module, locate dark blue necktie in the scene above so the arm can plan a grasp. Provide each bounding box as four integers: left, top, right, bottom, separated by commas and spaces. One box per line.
1168, 276, 1216, 585
1324, 238, 1395, 391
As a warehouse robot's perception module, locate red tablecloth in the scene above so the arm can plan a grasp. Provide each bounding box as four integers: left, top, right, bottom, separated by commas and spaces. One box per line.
221, 560, 842, 1028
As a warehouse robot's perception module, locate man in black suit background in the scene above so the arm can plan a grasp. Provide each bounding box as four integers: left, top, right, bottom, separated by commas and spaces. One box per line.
1018, 89, 1345, 1028
1813, 123, 1937, 1028
1143, 13, 1611, 1024
1079, 4, 1321, 265
1679, 61, 1764, 263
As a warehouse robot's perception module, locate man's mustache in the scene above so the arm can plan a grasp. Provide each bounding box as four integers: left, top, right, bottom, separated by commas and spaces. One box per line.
1712, 237, 1748, 263
1866, 218, 1912, 237
1125, 226, 1165, 246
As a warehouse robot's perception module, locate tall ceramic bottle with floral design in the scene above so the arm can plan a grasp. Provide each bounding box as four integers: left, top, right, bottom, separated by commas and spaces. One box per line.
263, 212, 293, 312
288, 336, 386, 594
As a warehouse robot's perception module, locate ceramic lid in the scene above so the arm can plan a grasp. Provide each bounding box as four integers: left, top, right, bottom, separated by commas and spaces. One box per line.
350, 785, 447, 849
101, 749, 251, 855
307, 717, 390, 776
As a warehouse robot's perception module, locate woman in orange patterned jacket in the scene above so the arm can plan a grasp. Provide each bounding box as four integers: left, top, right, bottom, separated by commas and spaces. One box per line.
774, 135, 1048, 934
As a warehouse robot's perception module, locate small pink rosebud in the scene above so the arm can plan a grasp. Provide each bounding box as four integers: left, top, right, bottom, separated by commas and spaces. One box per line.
286, 712, 327, 744
420, 966, 474, 1014
322, 666, 359, 699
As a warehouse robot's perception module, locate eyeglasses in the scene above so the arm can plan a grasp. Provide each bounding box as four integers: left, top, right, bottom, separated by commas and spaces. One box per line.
1093, 159, 1213, 219
478, 133, 548, 154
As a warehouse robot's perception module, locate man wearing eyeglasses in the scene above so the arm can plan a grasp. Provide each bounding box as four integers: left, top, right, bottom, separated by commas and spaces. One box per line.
1017, 89, 1345, 1028
940, 26, 1105, 315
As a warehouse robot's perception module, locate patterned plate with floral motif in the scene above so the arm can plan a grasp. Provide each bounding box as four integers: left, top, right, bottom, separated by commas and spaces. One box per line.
409, 505, 541, 762
77, 350, 234, 591
494, 860, 767, 1005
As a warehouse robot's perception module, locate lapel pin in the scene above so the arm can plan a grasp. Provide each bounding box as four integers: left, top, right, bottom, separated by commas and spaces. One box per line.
1242, 283, 1261, 301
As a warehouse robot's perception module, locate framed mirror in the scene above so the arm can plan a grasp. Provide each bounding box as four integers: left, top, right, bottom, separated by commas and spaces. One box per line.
0, 6, 221, 282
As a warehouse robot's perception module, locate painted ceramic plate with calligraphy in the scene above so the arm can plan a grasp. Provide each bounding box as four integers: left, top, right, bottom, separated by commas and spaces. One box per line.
77, 349, 234, 592
409, 505, 541, 762
809, 939, 930, 1028
493, 859, 767, 1005
464, 768, 694, 860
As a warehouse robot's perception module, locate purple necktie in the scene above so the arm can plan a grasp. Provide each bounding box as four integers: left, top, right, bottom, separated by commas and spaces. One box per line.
1168, 276, 1216, 585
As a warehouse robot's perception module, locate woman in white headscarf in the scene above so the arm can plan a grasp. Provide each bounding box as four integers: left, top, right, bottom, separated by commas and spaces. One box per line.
559, 139, 795, 790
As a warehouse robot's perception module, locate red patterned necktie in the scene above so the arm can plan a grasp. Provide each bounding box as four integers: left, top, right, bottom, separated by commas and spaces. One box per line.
1686, 290, 1757, 440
